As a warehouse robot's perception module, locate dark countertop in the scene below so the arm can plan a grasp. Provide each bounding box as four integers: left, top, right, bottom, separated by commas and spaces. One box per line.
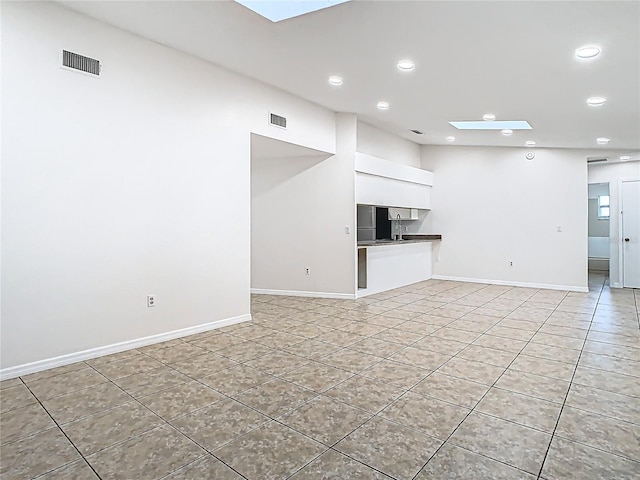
357, 234, 442, 247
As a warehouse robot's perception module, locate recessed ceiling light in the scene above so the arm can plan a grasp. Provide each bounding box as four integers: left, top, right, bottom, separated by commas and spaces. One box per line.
328, 75, 343, 86
410, 129, 423, 135
587, 96, 606, 106
501, 129, 513, 136
376, 101, 390, 110
525, 141, 536, 147
449, 120, 532, 130
446, 136, 455, 142
620, 155, 631, 161
483, 113, 496, 121
397, 60, 415, 71
596, 137, 610, 145
576, 45, 601, 59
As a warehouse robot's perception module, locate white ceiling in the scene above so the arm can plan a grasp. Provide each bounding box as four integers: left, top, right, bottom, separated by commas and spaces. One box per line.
61, 0, 640, 153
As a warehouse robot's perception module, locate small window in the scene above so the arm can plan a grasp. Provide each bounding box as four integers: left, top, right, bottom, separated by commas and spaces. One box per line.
598, 195, 610, 219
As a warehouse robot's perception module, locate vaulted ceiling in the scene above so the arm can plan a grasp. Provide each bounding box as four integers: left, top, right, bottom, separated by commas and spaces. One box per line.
61, 0, 639, 153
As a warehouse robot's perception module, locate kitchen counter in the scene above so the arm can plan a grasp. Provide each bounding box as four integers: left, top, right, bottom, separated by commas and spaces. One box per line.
357, 234, 442, 247
357, 236, 436, 297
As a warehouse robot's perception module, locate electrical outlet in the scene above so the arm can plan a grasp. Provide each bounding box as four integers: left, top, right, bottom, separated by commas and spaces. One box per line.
345, 226, 351, 234
509, 261, 513, 267
305, 267, 310, 275
147, 295, 156, 307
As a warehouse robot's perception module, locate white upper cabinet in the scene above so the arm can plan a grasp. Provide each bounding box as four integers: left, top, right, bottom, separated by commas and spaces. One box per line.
388, 208, 419, 220
355, 153, 432, 209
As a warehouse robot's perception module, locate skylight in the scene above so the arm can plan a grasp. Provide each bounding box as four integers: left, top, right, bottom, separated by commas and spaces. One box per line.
235, 0, 351, 22
449, 120, 533, 130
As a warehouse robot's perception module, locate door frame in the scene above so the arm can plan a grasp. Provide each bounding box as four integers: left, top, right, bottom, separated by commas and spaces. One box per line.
617, 178, 640, 288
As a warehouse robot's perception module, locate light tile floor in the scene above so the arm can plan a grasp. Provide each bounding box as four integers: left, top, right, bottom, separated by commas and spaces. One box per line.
1, 273, 639, 479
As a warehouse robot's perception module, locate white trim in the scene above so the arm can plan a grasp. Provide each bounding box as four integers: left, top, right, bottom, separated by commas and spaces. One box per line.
618, 179, 625, 288
431, 275, 589, 293
250, 288, 356, 300
0, 314, 251, 381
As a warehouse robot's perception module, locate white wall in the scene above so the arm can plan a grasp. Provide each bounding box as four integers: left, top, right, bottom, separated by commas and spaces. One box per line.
588, 161, 640, 287
420, 146, 588, 291
588, 183, 610, 199
1, 1, 338, 372
251, 117, 357, 297
357, 121, 421, 167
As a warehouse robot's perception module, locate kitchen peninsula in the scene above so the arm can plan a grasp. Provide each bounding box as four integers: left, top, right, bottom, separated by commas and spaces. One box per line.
357, 235, 441, 297
354, 152, 440, 297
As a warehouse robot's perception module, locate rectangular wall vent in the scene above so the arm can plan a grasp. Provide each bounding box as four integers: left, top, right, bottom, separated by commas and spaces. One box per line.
62, 50, 100, 76
587, 157, 608, 164
269, 113, 287, 129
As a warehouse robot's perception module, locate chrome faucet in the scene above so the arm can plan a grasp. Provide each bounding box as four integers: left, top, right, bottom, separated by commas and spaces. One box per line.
396, 213, 402, 241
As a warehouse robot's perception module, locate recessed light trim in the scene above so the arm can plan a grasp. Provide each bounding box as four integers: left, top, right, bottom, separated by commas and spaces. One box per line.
501, 129, 513, 136
328, 75, 343, 86
587, 96, 606, 106
620, 155, 631, 161
376, 101, 390, 110
596, 137, 610, 145
446, 136, 455, 142
449, 120, 532, 130
397, 60, 415, 71
525, 141, 536, 147
483, 113, 496, 121
576, 45, 601, 59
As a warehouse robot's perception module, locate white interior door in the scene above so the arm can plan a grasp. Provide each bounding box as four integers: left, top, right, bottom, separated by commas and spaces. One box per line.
621, 180, 640, 288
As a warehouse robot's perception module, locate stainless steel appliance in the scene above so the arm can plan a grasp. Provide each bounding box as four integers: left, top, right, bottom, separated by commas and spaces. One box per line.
357, 205, 376, 241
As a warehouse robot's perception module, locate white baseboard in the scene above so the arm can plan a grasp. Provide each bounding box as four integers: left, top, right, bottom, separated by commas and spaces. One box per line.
0, 313, 251, 381
431, 275, 589, 293
250, 288, 356, 300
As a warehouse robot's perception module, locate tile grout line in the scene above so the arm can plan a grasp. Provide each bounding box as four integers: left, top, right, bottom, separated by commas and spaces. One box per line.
409, 288, 573, 480
18, 374, 105, 480
116, 327, 397, 479
406, 284, 542, 478
323, 282, 554, 480
22, 357, 251, 479
312, 283, 541, 480
81, 361, 252, 480
6, 277, 633, 479
534, 274, 606, 480
215, 283, 506, 479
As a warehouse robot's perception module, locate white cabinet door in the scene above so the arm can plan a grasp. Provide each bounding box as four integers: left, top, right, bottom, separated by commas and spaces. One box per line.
388, 208, 418, 220
356, 172, 431, 209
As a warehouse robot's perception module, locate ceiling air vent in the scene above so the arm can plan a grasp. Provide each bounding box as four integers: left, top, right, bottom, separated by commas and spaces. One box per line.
410, 129, 424, 135
61, 50, 100, 76
587, 157, 608, 164
269, 113, 287, 129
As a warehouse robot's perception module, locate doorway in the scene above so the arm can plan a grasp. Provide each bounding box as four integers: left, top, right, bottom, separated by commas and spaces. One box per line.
587, 183, 610, 273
